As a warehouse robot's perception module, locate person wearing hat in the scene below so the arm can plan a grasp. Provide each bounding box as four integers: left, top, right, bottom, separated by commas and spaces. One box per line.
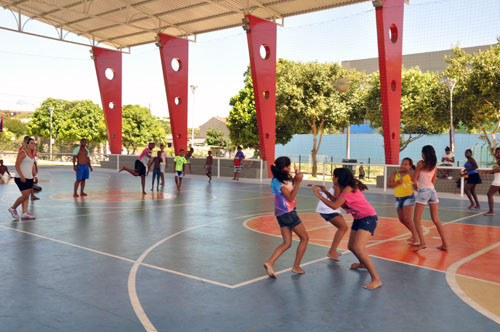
119, 142, 155, 195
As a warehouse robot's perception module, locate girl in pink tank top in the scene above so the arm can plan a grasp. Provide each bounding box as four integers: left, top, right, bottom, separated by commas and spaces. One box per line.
413, 145, 448, 252
312, 167, 381, 290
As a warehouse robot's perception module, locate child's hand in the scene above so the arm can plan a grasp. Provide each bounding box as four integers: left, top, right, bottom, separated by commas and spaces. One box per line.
294, 163, 299, 174
295, 172, 304, 182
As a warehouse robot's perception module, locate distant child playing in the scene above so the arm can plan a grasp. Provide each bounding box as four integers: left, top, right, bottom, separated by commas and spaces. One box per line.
204, 150, 213, 183
159, 144, 168, 186
149, 151, 163, 191
72, 138, 93, 197
387, 158, 419, 245
0, 159, 12, 184
264, 157, 309, 278
233, 146, 245, 181
119, 142, 155, 195
173, 149, 188, 191
482, 147, 500, 216
312, 167, 382, 289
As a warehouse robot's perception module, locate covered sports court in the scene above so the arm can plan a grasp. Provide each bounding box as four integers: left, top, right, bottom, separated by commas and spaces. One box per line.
0, 167, 499, 331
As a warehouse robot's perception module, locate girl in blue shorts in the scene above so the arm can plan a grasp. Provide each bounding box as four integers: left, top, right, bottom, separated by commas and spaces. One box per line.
264, 157, 309, 279
388, 158, 419, 246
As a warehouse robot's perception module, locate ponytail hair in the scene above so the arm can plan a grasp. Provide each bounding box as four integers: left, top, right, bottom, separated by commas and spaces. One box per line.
271, 156, 292, 183
422, 145, 437, 171
402, 157, 416, 171
333, 167, 368, 192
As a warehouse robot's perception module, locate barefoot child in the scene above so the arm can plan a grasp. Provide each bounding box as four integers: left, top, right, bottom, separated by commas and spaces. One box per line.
482, 147, 500, 216
264, 157, 308, 278
204, 150, 213, 183
0, 159, 12, 184
387, 158, 419, 246
72, 139, 93, 197
413, 145, 448, 252
148, 151, 162, 191
233, 146, 245, 181
311, 183, 347, 261
463, 149, 482, 209
173, 149, 188, 191
119, 142, 155, 195
312, 167, 382, 289
159, 144, 168, 186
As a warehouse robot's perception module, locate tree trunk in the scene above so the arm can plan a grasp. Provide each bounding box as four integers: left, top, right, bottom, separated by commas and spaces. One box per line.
311, 118, 325, 178
480, 118, 500, 159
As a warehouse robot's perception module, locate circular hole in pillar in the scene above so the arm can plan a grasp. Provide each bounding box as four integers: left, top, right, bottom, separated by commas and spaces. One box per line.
174, 97, 181, 105
171, 58, 182, 72
177, 134, 181, 139
391, 80, 396, 91
112, 134, 116, 138
105, 68, 115, 80
263, 90, 270, 99
109, 102, 115, 109
389, 24, 398, 43
392, 132, 395, 139
260, 44, 270, 60
265, 133, 270, 139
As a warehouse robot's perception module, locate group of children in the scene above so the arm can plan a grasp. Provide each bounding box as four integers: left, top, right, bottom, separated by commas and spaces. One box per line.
264, 144, 500, 289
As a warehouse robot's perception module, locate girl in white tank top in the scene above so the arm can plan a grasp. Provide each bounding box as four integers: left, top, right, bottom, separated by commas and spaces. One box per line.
484, 147, 500, 216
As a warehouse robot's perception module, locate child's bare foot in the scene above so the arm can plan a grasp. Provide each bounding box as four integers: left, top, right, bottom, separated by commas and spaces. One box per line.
406, 237, 414, 242
291, 267, 305, 274
264, 263, 277, 278
350, 263, 366, 269
81, 192, 88, 196
437, 245, 448, 251
413, 245, 426, 252
484, 212, 495, 216
327, 252, 341, 261
142, 191, 147, 195
474, 205, 480, 209
364, 279, 382, 289
467, 205, 475, 209
73, 193, 79, 198
408, 242, 420, 246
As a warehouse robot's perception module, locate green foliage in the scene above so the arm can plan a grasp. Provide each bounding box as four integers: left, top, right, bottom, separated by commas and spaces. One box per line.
26, 98, 70, 140
58, 100, 107, 142
122, 104, 167, 154
4, 117, 27, 137
205, 128, 230, 148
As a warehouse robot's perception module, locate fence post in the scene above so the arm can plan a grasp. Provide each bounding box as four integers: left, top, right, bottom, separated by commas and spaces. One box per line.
260, 159, 263, 183
299, 155, 301, 172
322, 160, 326, 186
383, 164, 388, 192
217, 158, 220, 179
368, 157, 371, 179
116, 154, 120, 171
460, 175, 464, 197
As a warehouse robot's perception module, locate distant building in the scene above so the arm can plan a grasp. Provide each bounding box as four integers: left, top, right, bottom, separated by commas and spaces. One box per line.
199, 117, 229, 138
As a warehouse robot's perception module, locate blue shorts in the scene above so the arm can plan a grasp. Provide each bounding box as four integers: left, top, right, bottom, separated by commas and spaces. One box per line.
176, 171, 183, 178
351, 215, 378, 235
416, 188, 439, 205
395, 194, 416, 210
276, 209, 302, 229
76, 164, 90, 181
320, 212, 341, 221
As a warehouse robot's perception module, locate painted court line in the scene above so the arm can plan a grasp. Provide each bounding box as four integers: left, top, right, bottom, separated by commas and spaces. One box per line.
446, 241, 500, 325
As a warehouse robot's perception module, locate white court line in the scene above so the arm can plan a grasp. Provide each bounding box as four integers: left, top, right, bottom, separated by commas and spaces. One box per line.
446, 241, 500, 325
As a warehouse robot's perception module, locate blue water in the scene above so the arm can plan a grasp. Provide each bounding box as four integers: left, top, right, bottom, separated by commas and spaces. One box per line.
275, 133, 494, 166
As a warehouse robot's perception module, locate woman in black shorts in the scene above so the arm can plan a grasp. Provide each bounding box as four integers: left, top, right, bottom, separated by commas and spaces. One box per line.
463, 149, 481, 209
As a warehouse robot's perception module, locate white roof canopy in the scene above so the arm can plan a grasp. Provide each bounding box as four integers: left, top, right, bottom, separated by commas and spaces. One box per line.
0, 0, 367, 50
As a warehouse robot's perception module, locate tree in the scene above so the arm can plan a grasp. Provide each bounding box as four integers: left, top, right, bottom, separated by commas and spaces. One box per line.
363, 67, 449, 151
58, 100, 107, 143
122, 105, 167, 154
445, 41, 500, 157
4, 117, 27, 137
227, 66, 295, 150
26, 98, 71, 141
205, 128, 230, 148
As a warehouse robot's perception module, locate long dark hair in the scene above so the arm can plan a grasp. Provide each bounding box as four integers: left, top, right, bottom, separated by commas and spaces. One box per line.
402, 157, 416, 171
421, 145, 437, 171
271, 156, 292, 183
333, 167, 368, 192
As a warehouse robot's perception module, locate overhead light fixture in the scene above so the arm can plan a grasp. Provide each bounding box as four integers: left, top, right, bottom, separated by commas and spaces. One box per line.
242, 17, 250, 31
372, 0, 382, 7
154, 35, 161, 42
155, 42, 162, 47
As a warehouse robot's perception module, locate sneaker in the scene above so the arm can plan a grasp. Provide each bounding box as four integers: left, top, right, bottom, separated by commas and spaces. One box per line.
21, 213, 36, 220
8, 207, 19, 219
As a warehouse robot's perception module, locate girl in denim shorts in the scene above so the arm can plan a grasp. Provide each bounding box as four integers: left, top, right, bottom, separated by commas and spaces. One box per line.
312, 168, 381, 290
263, 157, 309, 279
388, 158, 419, 246
413, 145, 448, 252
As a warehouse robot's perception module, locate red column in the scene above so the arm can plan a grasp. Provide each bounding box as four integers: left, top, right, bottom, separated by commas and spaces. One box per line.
92, 47, 122, 154
245, 15, 276, 176
375, 0, 405, 165
157, 33, 188, 155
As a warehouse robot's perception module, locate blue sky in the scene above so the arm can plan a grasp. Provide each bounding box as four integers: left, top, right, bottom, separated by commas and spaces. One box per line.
0, 0, 499, 127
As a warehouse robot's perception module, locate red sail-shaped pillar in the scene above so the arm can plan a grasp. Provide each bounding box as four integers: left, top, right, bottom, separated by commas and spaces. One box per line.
374, 0, 405, 165
157, 33, 188, 155
245, 14, 276, 176
92, 47, 122, 154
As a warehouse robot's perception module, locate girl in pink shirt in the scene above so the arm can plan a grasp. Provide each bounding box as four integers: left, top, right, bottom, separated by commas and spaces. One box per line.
312, 167, 381, 290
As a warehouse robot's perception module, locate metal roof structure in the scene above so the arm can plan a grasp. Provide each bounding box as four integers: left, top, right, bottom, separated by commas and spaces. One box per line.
0, 0, 367, 51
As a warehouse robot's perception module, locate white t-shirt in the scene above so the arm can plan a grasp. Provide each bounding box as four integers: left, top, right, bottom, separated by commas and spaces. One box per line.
442, 153, 454, 166
315, 188, 342, 214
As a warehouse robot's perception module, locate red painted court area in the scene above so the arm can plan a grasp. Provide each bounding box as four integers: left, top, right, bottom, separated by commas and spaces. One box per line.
245, 213, 500, 284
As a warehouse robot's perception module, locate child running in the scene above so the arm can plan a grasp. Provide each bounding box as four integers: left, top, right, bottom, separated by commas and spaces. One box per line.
482, 147, 500, 216
72, 138, 93, 197
119, 142, 155, 195
310, 183, 347, 261
149, 151, 163, 191
387, 158, 419, 246
173, 149, 188, 191
204, 150, 213, 183
312, 167, 382, 289
412, 145, 448, 252
264, 157, 308, 278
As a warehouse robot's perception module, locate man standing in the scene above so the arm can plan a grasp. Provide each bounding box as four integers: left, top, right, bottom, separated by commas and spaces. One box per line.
72, 139, 93, 197
120, 142, 155, 195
